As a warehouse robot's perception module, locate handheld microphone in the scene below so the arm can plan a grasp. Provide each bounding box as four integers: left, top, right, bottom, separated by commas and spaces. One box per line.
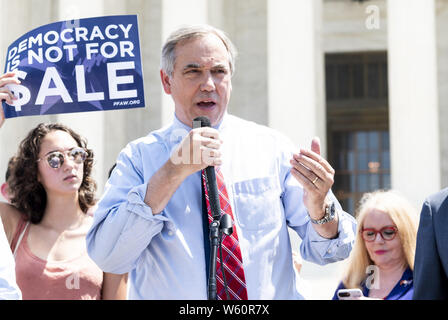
193, 116, 221, 220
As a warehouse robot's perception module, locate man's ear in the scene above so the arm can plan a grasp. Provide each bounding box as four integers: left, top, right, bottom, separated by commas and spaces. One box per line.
160, 70, 172, 94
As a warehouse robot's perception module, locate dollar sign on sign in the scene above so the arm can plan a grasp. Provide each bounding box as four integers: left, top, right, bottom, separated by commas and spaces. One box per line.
5, 70, 30, 112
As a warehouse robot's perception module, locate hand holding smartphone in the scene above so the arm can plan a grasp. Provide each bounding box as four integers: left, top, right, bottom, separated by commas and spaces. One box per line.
337, 288, 364, 300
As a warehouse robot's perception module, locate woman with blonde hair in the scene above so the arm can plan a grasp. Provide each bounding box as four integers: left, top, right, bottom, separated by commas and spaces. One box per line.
333, 190, 418, 300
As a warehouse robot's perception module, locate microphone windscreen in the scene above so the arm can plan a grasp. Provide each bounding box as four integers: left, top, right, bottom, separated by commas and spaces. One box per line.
193, 116, 211, 128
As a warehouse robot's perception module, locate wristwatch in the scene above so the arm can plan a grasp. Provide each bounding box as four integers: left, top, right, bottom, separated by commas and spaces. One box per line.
309, 202, 336, 225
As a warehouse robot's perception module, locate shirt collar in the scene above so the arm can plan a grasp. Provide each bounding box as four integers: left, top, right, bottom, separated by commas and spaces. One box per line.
168, 112, 229, 146
172, 112, 229, 131
172, 114, 193, 132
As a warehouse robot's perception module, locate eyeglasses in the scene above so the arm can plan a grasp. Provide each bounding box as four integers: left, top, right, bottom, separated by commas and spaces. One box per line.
37, 147, 88, 169
361, 226, 398, 242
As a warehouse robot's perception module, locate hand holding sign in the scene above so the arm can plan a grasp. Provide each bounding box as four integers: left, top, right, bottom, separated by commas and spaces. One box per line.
4, 71, 30, 113
0, 72, 20, 128
0, 72, 20, 104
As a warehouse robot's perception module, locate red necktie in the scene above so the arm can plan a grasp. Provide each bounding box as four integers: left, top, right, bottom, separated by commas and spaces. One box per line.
202, 167, 248, 300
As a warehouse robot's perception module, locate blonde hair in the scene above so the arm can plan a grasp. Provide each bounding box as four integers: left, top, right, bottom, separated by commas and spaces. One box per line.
342, 190, 418, 289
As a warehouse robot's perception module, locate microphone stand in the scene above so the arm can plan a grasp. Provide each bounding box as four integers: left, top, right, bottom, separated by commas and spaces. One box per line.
208, 213, 233, 300
204, 168, 233, 300
208, 218, 220, 300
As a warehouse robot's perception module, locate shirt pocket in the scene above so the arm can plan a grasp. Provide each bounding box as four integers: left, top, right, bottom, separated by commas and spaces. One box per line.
232, 176, 283, 231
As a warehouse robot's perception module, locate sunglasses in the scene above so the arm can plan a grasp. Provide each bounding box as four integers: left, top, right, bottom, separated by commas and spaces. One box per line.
37, 147, 88, 169
361, 226, 398, 242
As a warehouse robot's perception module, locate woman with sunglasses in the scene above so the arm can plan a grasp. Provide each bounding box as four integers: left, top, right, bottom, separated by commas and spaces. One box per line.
332, 190, 418, 300
0, 74, 127, 299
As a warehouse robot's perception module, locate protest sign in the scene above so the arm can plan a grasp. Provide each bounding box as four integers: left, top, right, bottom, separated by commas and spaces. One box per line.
2, 15, 145, 118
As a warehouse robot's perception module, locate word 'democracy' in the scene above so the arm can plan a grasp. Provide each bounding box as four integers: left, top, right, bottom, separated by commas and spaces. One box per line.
6, 24, 134, 70
2, 15, 145, 118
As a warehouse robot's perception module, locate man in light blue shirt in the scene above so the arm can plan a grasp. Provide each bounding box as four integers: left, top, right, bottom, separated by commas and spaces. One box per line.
87, 24, 356, 299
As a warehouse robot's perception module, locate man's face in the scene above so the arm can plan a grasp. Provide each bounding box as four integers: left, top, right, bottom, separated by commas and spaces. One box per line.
161, 34, 232, 127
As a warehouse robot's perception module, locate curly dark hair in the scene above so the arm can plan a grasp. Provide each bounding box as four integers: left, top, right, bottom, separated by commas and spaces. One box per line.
5, 156, 16, 181
7, 123, 97, 224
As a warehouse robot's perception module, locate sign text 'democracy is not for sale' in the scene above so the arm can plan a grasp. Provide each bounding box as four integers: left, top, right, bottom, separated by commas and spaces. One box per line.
2, 15, 145, 118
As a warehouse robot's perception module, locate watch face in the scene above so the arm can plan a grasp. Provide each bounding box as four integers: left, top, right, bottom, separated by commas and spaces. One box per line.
313, 202, 336, 225
308, 202, 337, 225
328, 202, 335, 217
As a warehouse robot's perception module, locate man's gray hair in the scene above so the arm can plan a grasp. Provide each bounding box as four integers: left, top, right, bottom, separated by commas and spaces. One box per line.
161, 24, 237, 77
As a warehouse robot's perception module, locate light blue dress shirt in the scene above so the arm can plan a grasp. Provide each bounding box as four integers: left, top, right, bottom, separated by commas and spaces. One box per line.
0, 217, 22, 300
87, 113, 356, 299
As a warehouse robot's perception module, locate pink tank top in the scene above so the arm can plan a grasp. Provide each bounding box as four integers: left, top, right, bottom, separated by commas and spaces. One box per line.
10, 218, 103, 300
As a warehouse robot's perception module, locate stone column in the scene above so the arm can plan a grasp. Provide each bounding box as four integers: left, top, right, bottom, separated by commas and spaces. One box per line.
267, 0, 326, 154
102, 0, 164, 188
160, 0, 208, 127
436, 0, 448, 188
387, 0, 441, 207
267, 0, 329, 284
55, 0, 108, 192
220, 0, 269, 126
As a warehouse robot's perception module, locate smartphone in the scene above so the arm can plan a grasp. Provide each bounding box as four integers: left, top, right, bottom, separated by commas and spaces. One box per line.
337, 288, 363, 300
